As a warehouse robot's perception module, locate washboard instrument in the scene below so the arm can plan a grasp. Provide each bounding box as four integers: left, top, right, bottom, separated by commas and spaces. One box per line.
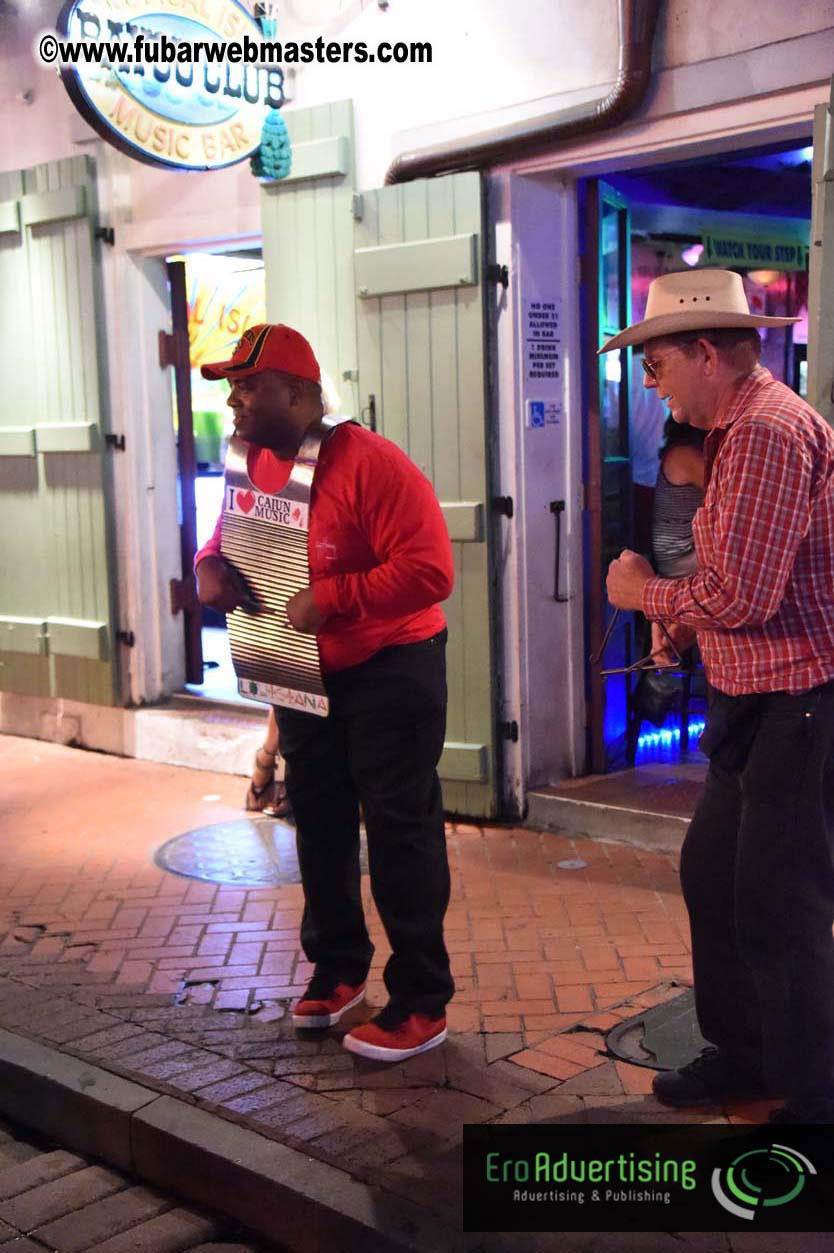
220, 418, 344, 716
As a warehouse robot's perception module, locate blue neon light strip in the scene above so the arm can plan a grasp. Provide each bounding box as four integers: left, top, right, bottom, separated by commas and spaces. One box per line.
637, 720, 705, 750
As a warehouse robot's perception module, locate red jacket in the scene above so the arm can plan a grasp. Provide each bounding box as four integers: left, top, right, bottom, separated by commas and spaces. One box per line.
195, 422, 454, 673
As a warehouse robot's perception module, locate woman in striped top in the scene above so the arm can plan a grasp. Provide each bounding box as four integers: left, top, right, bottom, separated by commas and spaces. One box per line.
652, 417, 706, 577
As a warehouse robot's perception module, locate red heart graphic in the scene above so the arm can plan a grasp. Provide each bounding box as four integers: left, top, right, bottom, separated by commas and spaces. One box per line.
237, 491, 255, 514
291, 507, 301, 522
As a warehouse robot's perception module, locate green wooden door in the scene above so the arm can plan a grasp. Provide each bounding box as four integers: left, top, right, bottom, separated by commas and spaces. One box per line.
585, 179, 633, 772
0, 156, 119, 705
808, 76, 834, 426
354, 172, 498, 817
260, 100, 358, 416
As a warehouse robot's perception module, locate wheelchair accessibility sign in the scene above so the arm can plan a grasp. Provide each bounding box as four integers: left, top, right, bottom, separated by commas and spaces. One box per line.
527, 399, 562, 428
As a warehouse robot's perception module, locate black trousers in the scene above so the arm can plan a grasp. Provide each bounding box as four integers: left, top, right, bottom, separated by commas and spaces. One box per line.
274, 631, 454, 1017
681, 680, 834, 1101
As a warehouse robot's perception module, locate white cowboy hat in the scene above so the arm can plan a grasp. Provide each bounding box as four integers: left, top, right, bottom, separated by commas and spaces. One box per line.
598, 269, 799, 353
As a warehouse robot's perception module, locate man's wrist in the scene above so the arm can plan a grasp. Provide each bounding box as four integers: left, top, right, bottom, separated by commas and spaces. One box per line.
642, 575, 675, 620
311, 578, 339, 620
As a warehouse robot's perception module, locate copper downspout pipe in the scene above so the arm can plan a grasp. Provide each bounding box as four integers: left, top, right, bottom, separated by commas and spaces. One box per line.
385, 0, 661, 185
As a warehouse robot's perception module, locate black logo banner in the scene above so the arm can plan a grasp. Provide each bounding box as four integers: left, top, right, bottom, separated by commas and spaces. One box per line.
463, 1124, 834, 1232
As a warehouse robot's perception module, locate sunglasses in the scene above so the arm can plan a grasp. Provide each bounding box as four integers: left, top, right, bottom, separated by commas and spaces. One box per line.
589, 609, 683, 676
641, 346, 687, 381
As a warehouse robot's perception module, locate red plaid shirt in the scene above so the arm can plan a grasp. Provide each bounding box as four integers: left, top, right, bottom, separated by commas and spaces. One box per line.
642, 366, 834, 695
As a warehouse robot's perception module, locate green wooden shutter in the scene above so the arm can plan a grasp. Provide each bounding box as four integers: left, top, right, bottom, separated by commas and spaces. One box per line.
0, 156, 119, 705
354, 172, 498, 817
260, 101, 358, 415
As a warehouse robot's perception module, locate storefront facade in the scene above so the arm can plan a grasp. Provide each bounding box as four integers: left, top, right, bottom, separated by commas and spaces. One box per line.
1, 0, 832, 818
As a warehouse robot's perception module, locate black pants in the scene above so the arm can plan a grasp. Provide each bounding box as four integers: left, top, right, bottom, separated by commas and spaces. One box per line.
274, 631, 454, 1017
681, 680, 834, 1101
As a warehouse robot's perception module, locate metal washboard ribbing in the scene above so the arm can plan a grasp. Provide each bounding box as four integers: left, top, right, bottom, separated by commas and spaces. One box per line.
0, 155, 120, 706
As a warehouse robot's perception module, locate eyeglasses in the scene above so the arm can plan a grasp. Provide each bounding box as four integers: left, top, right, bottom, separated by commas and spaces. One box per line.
589, 609, 683, 676
641, 346, 686, 381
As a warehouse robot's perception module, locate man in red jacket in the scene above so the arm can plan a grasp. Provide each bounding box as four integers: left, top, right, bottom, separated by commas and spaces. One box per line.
196, 324, 455, 1061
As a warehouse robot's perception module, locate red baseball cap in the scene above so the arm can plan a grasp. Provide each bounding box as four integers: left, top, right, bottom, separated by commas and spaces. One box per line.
200, 323, 321, 383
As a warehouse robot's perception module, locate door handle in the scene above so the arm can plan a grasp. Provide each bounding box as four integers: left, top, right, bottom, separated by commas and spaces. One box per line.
361, 394, 377, 432
549, 500, 569, 602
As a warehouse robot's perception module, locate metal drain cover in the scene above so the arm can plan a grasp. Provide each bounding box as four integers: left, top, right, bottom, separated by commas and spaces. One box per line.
606, 988, 707, 1071
155, 818, 369, 888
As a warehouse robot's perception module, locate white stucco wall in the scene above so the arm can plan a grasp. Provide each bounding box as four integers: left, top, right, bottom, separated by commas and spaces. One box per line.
490, 170, 587, 793
3, 1, 832, 230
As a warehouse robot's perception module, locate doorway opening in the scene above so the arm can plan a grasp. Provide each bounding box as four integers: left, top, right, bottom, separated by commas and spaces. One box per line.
168, 248, 266, 704
582, 138, 813, 774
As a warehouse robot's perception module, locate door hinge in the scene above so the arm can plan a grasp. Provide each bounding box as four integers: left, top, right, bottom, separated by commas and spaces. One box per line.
486, 263, 509, 289
499, 719, 519, 743
95, 226, 115, 246
116, 630, 135, 647
158, 329, 190, 370
351, 193, 364, 221
170, 577, 199, 615
492, 495, 514, 518
105, 433, 126, 451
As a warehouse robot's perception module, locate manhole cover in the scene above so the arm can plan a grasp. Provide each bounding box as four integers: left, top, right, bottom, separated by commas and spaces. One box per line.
155, 818, 369, 888
606, 988, 707, 1070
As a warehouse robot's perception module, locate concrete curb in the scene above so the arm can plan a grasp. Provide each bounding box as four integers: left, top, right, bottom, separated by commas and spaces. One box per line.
526, 791, 688, 853
0, 1027, 460, 1253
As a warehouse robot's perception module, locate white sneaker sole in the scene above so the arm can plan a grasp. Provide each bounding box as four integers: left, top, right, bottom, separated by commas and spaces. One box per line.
292, 986, 366, 1029
342, 1025, 447, 1062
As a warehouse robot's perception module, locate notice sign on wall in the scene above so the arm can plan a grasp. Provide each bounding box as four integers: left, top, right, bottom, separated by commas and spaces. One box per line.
524, 299, 562, 381
524, 297, 563, 427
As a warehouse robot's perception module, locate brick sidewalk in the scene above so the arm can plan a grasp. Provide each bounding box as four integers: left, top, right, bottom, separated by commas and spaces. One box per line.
0, 1113, 264, 1251
0, 735, 782, 1241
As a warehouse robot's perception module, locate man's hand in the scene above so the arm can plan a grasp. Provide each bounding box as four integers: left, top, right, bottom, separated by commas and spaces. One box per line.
286, 586, 328, 634
651, 621, 697, 668
606, 550, 654, 611
196, 556, 259, 614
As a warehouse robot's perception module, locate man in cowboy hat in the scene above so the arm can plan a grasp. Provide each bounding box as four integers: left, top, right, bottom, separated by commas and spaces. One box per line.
604, 268, 834, 1124
195, 324, 456, 1062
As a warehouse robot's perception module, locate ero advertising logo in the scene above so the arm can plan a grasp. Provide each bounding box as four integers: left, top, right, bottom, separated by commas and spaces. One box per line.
712, 1143, 817, 1221
464, 1126, 832, 1233
55, 0, 284, 170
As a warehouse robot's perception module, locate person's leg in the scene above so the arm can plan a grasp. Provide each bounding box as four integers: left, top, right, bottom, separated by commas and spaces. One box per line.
735, 683, 834, 1106
679, 761, 764, 1071
653, 748, 770, 1106
337, 635, 453, 1018
275, 705, 373, 986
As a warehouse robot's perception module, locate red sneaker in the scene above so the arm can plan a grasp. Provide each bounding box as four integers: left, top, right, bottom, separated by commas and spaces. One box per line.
342, 1005, 447, 1061
292, 976, 366, 1028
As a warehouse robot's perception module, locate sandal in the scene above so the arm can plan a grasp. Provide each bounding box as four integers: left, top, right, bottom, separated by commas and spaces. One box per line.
245, 748, 292, 818
262, 782, 292, 819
